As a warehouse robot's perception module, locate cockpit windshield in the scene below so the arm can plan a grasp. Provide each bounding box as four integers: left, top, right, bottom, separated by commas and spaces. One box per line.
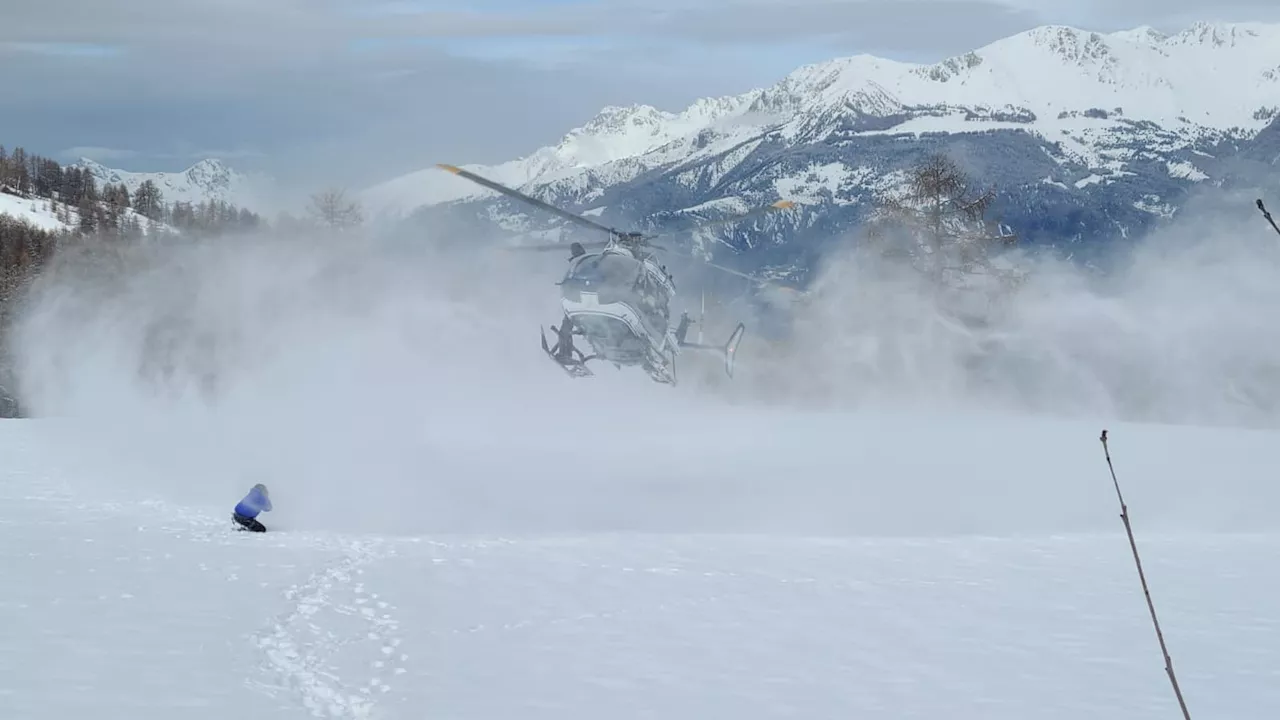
562, 252, 640, 294
560, 250, 670, 337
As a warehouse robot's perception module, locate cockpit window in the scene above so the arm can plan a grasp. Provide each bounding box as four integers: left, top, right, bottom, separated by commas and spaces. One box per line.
564, 253, 639, 291
560, 251, 669, 337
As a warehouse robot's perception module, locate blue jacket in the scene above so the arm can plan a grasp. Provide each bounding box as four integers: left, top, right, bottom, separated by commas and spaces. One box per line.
234, 487, 272, 518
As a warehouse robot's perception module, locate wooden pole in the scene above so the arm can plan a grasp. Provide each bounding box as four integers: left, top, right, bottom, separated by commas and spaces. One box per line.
1099, 429, 1192, 720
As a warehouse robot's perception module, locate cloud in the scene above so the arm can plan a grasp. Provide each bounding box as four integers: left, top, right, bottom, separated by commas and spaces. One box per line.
0, 42, 122, 57
7, 0, 1271, 54
0, 2, 796, 191
1, 1, 594, 50
557, 0, 1280, 57
60, 146, 268, 166
58, 146, 141, 163
1044, 0, 1280, 30
0, 0, 1051, 80
1, 34, 617, 181
4, 0, 1276, 197
595, 0, 1045, 58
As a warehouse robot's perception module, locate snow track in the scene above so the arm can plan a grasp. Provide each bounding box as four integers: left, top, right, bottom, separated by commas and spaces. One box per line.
251, 538, 407, 718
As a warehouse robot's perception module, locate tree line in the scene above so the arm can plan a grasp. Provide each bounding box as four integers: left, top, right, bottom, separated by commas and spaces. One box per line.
0, 144, 370, 411
0, 143, 268, 328
0, 145, 278, 412
0, 145, 265, 237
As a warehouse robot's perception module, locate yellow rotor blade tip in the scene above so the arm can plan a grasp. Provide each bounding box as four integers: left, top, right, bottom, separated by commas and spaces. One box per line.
772, 200, 796, 209
436, 164, 461, 173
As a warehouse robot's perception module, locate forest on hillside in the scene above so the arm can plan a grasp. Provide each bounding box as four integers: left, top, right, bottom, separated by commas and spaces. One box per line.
0, 145, 275, 416
0, 145, 268, 328
0, 144, 369, 416
0, 145, 264, 237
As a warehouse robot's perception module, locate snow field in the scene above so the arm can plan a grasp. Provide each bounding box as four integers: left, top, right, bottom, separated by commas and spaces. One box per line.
0, 194, 64, 232
4, 411, 1280, 719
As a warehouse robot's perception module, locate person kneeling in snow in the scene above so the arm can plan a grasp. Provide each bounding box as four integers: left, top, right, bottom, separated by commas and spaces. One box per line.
233, 483, 272, 532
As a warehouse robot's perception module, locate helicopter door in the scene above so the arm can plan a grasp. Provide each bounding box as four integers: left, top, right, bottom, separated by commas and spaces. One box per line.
633, 271, 670, 338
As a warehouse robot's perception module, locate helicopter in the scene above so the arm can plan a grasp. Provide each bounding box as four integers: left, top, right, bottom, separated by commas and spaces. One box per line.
436, 163, 797, 385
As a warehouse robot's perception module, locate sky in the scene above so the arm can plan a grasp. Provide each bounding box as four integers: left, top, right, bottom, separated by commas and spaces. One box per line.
4, 0, 1280, 196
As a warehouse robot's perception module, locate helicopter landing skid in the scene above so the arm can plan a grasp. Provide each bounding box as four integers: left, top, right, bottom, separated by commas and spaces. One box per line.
541, 326, 594, 378
644, 361, 676, 385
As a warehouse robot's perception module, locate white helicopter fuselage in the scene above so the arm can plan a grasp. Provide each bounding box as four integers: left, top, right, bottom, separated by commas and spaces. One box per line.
557, 247, 680, 368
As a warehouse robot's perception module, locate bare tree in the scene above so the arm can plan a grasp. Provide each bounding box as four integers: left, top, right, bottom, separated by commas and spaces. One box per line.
866, 152, 1019, 287
307, 188, 363, 230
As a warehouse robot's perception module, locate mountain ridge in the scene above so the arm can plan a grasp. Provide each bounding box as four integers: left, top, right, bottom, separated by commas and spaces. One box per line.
70, 157, 279, 214
361, 20, 1280, 227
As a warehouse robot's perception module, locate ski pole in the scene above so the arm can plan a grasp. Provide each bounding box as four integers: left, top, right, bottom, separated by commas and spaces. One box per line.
1099, 429, 1192, 720
1258, 199, 1280, 237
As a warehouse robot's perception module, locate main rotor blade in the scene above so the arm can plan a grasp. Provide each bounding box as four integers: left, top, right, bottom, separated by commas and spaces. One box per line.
660, 240, 807, 295
709, 261, 807, 296
502, 241, 610, 253
646, 199, 797, 241
650, 198, 807, 293
1259, 199, 1280, 237
437, 164, 622, 239
701, 259, 764, 282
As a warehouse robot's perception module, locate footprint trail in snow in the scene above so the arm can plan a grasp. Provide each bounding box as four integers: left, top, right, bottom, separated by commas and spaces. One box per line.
250, 538, 409, 718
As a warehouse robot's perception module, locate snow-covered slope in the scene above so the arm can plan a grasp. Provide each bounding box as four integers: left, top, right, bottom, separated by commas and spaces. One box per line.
72, 158, 274, 213
363, 20, 1280, 270
361, 98, 755, 216
0, 192, 66, 232
0, 190, 176, 235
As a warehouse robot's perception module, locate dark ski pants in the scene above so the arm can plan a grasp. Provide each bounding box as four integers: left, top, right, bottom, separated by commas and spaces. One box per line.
233, 513, 266, 532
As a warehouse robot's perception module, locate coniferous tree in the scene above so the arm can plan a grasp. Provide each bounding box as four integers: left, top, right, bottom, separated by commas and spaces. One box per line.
133, 179, 163, 220
81, 172, 98, 205
7, 148, 30, 195
77, 194, 97, 234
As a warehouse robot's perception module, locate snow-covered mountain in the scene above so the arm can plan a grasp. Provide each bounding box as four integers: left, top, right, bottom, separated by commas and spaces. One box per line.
363, 21, 1280, 278
72, 157, 275, 213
